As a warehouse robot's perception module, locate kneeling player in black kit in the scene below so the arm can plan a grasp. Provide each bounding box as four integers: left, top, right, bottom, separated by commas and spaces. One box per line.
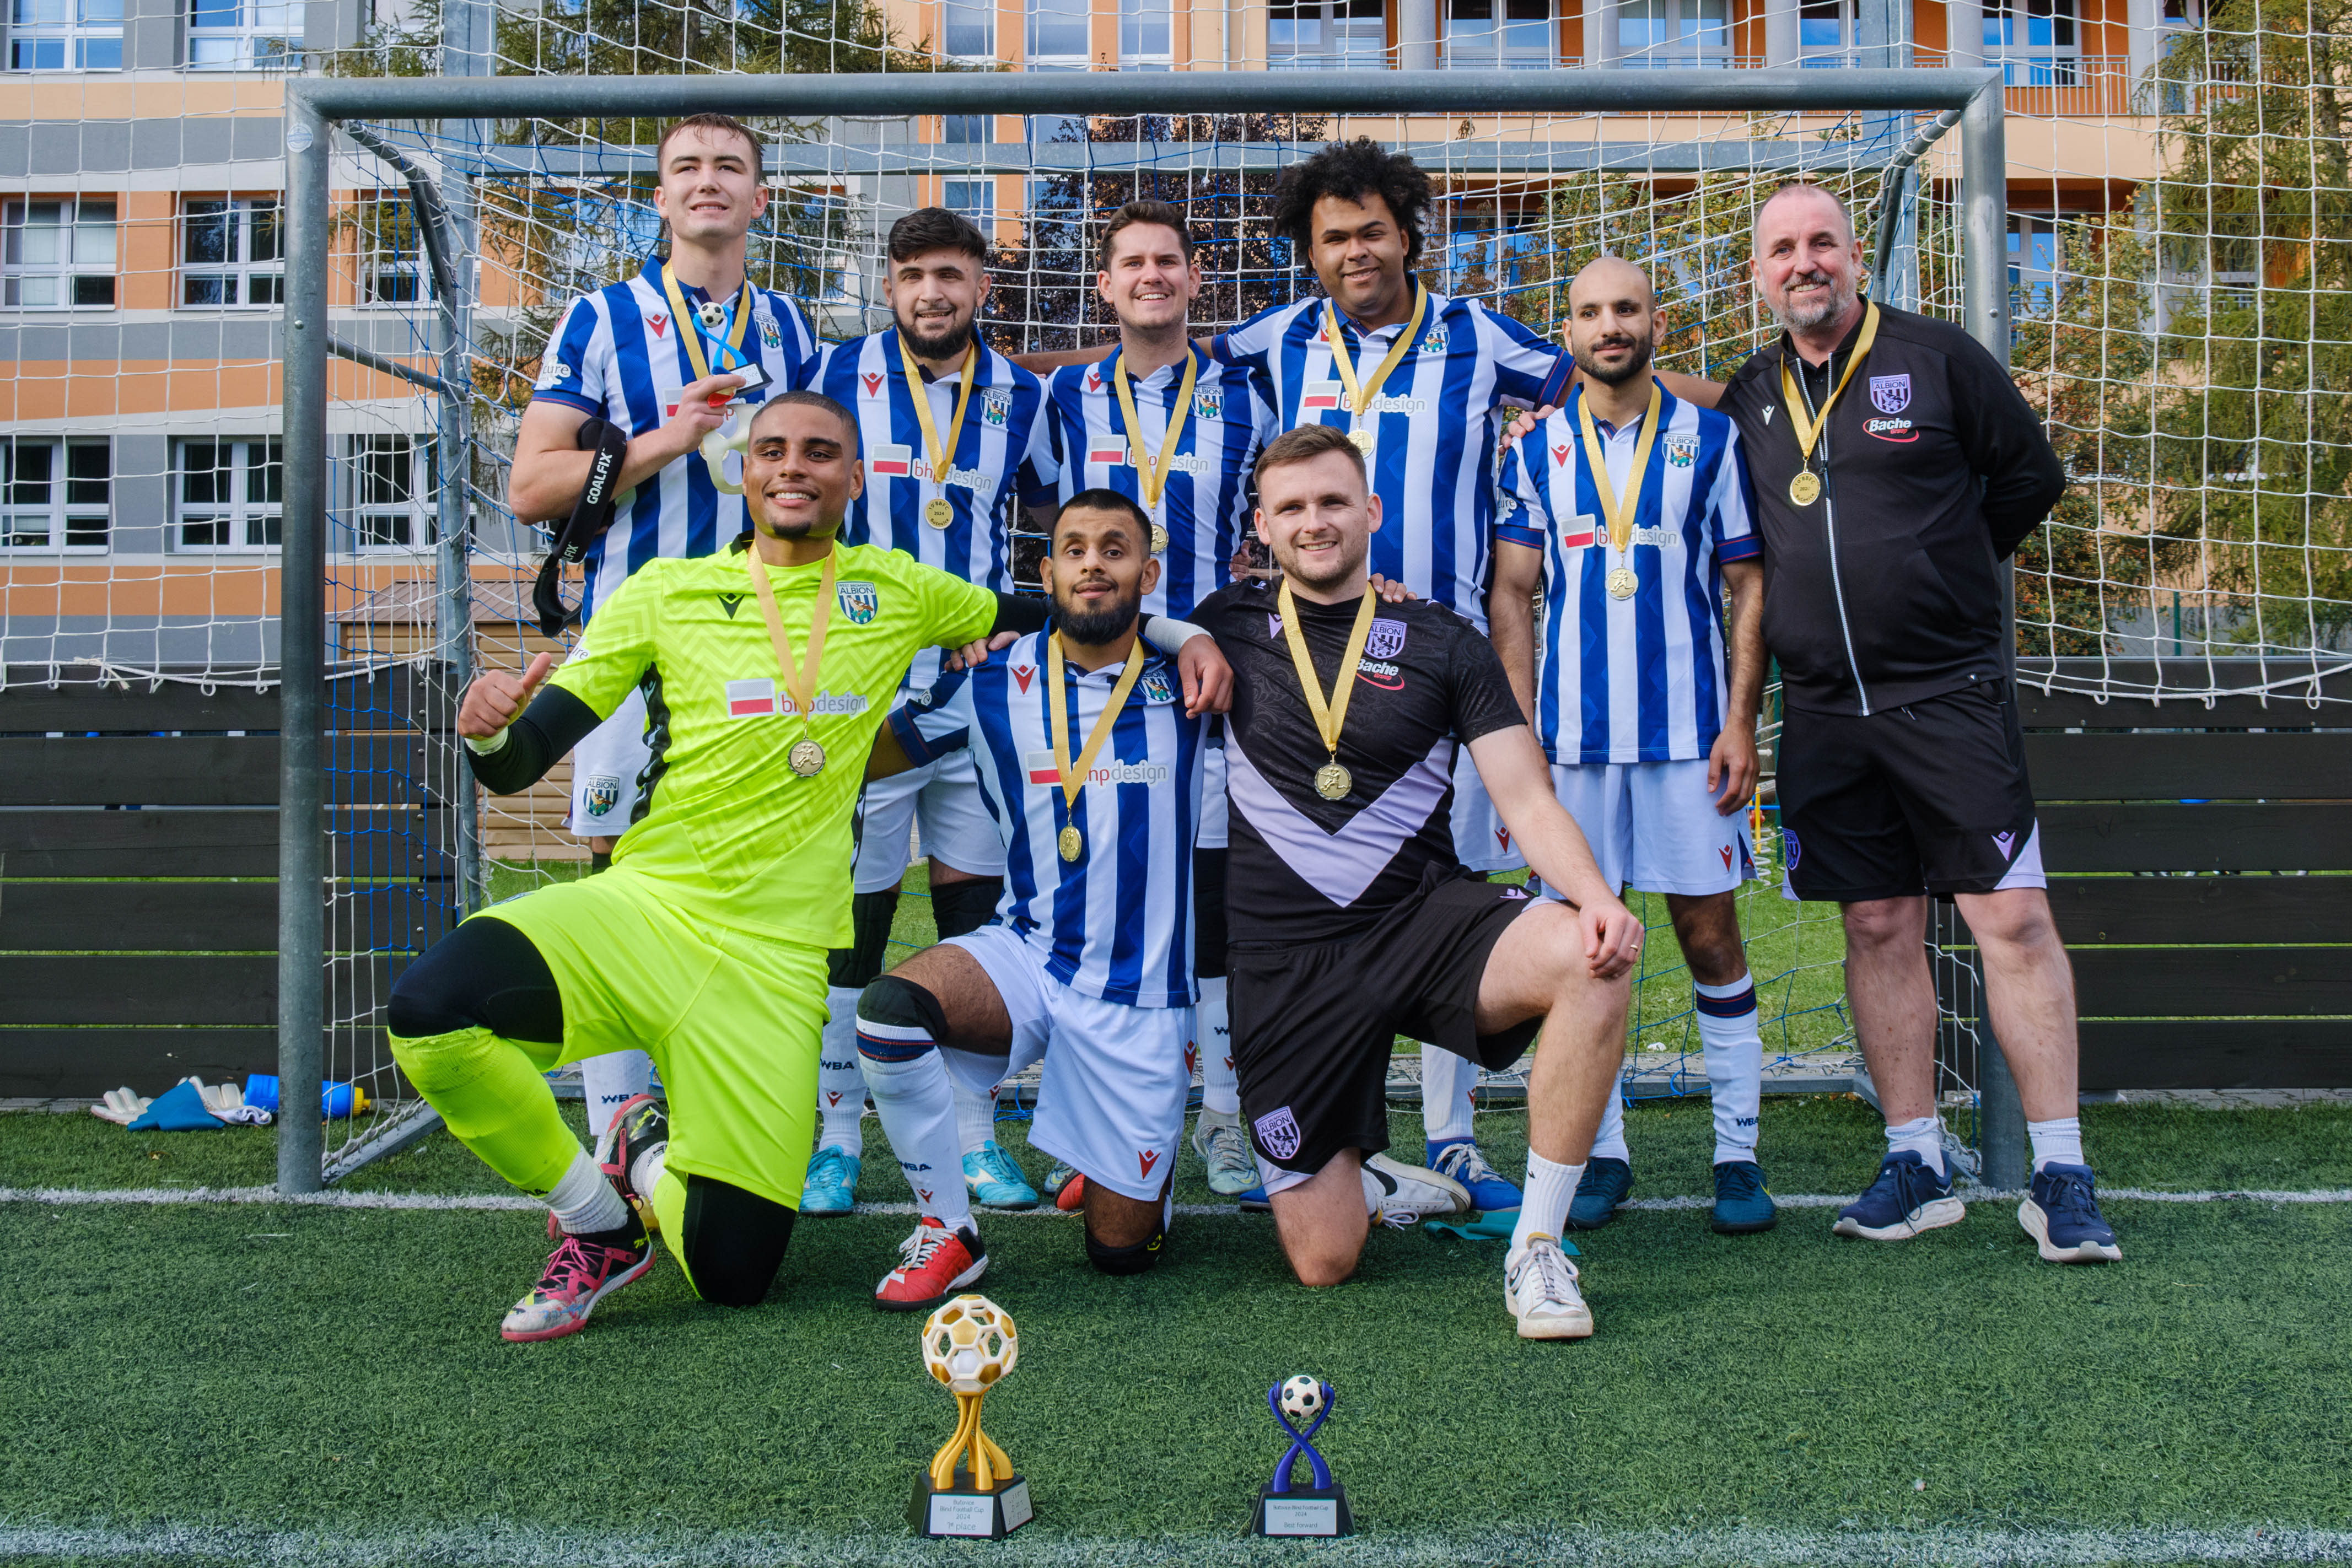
1195, 424, 1641, 1339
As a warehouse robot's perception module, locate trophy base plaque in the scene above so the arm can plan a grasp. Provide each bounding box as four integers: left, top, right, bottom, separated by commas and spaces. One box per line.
1250, 1481, 1353, 1538
909, 1464, 1034, 1538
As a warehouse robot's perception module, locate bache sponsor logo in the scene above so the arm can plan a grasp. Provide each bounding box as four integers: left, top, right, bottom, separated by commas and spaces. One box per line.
1864, 417, 1918, 443
1024, 751, 1170, 789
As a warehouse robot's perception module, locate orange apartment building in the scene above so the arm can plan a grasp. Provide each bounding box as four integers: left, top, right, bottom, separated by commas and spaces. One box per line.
0, 0, 2192, 671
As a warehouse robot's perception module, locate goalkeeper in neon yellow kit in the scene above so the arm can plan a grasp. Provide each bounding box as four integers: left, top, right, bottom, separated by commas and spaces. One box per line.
389, 391, 1225, 1341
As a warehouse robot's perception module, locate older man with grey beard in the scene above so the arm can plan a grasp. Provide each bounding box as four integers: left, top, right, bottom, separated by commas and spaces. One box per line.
1711, 182, 2120, 1266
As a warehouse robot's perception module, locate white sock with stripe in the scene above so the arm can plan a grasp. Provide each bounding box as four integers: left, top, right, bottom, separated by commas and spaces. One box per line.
859, 1048, 973, 1234
815, 987, 866, 1158
954, 1080, 1000, 1158
1197, 977, 1239, 1117
1695, 974, 1764, 1165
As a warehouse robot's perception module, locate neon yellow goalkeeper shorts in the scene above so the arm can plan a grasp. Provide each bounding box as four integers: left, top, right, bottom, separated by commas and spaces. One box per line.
478, 866, 828, 1212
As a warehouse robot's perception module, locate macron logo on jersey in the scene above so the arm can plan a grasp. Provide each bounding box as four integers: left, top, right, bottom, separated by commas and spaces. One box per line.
862, 372, 884, 398
1552, 443, 1574, 468
1023, 750, 1170, 789
1011, 664, 1038, 694
648, 312, 668, 338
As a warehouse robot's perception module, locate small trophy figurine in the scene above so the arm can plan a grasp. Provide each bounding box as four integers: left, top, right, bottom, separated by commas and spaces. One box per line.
1249, 1375, 1352, 1537
909, 1294, 1034, 1538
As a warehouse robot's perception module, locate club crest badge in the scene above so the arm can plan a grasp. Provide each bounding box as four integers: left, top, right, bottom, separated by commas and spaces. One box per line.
1139, 670, 1177, 707
1193, 389, 1224, 422
1869, 374, 1912, 414
836, 581, 880, 624
758, 314, 782, 350
1365, 619, 1407, 661
1417, 323, 1449, 355
1783, 828, 1802, 869
1254, 1106, 1303, 1162
582, 774, 622, 817
980, 387, 1013, 427
1665, 435, 1698, 468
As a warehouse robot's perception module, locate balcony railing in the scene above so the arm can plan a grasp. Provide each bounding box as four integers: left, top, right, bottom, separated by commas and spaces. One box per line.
1914, 50, 2138, 115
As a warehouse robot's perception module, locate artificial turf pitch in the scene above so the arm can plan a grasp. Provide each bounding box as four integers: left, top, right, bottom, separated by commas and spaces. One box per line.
5, 1098, 2351, 1567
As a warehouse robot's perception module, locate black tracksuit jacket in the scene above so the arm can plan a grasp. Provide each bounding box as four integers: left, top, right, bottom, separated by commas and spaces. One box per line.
1718, 303, 2066, 718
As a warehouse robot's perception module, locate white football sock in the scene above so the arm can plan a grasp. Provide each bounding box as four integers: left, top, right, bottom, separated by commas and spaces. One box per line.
1420, 1045, 1478, 1145
1695, 974, 1763, 1165
632, 1143, 666, 1201
577, 1050, 652, 1138
1197, 977, 1239, 1116
2028, 1116, 2084, 1172
1885, 1113, 1946, 1176
815, 987, 866, 1157
954, 1079, 1000, 1157
546, 1146, 628, 1237
860, 1049, 973, 1233
1511, 1150, 1584, 1252
1589, 1083, 1631, 1164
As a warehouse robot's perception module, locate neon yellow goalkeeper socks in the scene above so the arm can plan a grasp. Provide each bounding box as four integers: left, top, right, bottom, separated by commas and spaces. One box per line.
387, 1025, 579, 1197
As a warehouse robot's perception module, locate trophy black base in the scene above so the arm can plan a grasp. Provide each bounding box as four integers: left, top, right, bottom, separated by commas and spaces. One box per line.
909, 1465, 1034, 1538
1250, 1481, 1353, 1538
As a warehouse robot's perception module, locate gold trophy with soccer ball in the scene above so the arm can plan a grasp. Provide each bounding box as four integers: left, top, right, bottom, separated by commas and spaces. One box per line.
909, 1294, 1034, 1538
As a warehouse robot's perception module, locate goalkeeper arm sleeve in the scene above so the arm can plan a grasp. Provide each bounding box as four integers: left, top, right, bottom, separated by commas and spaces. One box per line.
464, 685, 602, 795
988, 592, 1050, 637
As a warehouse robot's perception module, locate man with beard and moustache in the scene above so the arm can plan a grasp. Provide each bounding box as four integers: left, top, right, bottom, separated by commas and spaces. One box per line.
1716, 184, 2118, 1264
509, 113, 822, 1146
849, 491, 1223, 1306
1196, 426, 1643, 1337
1489, 257, 1775, 1237
385, 392, 1072, 1340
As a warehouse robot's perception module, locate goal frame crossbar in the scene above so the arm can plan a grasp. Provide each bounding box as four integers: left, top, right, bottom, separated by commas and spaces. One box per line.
272, 68, 2012, 1191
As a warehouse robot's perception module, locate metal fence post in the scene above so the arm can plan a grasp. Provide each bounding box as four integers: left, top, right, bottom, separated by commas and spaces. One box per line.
277, 96, 332, 1195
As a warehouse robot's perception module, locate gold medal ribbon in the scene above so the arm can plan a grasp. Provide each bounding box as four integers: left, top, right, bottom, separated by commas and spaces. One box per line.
1111, 347, 1199, 511
1574, 378, 1665, 557
1777, 299, 1882, 476
659, 262, 753, 385
1322, 283, 1431, 427
897, 330, 981, 488
748, 546, 835, 739
1277, 578, 1377, 775
1045, 630, 1149, 845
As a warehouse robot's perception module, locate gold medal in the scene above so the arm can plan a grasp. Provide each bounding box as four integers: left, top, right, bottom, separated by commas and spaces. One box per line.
1046, 631, 1150, 874
747, 546, 836, 786
788, 737, 826, 777
1150, 522, 1169, 554
1314, 762, 1352, 800
1278, 579, 1379, 813
1788, 470, 1821, 506
1058, 824, 1083, 863
1777, 300, 1881, 513
1347, 428, 1376, 455
925, 497, 954, 528
1607, 567, 1639, 600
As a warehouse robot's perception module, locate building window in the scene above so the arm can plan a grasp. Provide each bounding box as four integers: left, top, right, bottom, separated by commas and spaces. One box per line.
1269, 0, 1387, 67
943, 114, 992, 144
343, 434, 433, 550
2007, 212, 2062, 317
3, 200, 116, 307
1028, 0, 1089, 63
1121, 0, 1171, 66
180, 197, 284, 306
174, 438, 282, 551
940, 0, 993, 58
1798, 0, 1849, 62
9, 0, 123, 68
1617, 0, 1728, 64
356, 196, 432, 306
3, 439, 109, 550
186, 0, 299, 67
943, 179, 995, 231
1984, 0, 2079, 85
1445, 0, 1553, 66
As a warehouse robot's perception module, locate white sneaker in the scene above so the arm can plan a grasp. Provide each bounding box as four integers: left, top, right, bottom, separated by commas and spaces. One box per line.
1190, 1108, 1259, 1198
1504, 1235, 1594, 1340
1361, 1152, 1471, 1226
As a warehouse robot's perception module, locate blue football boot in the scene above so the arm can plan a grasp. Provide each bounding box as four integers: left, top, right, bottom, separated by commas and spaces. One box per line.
964, 1140, 1040, 1211
1428, 1138, 1524, 1214
2019, 1163, 2122, 1263
1708, 1160, 1778, 1234
800, 1145, 859, 1216
1831, 1151, 1964, 1241
1563, 1156, 1633, 1230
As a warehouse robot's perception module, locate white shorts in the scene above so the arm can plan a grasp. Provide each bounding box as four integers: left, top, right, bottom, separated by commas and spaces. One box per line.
940, 924, 1194, 1203
1451, 746, 1525, 874
568, 686, 649, 839
1544, 757, 1753, 898
1197, 743, 1229, 851
852, 748, 1008, 893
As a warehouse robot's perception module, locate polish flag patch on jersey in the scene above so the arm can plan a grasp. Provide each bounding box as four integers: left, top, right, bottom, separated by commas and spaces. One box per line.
726, 678, 777, 718
1088, 444, 1130, 467
868, 443, 912, 478
1300, 381, 1344, 412
1023, 750, 1063, 786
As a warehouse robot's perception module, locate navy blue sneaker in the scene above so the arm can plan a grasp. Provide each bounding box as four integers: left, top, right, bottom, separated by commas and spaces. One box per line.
1428, 1138, 1524, 1214
1708, 1160, 1778, 1234
1831, 1151, 1965, 1241
1563, 1156, 1632, 1231
2019, 1163, 2122, 1263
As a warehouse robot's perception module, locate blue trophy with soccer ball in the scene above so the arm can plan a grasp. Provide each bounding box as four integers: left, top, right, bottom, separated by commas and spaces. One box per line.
1249, 1375, 1352, 1537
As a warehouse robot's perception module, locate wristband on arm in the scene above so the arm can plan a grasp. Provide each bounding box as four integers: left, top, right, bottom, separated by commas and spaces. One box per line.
531, 418, 632, 639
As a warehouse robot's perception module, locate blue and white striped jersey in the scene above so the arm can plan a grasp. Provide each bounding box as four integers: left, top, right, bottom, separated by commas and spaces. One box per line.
1495, 381, 1760, 765
890, 631, 1207, 1009
530, 257, 820, 618
1212, 285, 1573, 627
1037, 344, 1277, 618
815, 329, 1057, 688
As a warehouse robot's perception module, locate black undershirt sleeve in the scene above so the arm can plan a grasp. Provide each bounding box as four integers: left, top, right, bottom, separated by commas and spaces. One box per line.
989, 592, 1051, 637
465, 683, 602, 795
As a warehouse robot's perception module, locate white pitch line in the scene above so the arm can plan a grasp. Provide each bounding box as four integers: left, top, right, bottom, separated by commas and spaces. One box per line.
7, 1184, 2352, 1213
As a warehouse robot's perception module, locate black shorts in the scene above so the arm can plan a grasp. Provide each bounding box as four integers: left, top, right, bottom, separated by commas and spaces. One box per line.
1777, 682, 2043, 902
1227, 867, 1543, 1177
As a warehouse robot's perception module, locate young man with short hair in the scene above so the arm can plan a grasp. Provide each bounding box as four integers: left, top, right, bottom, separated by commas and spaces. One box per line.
508, 112, 820, 1138
1194, 424, 1643, 1338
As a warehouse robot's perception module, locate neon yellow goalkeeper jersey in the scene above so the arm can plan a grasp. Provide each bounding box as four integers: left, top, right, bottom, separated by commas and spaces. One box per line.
548, 537, 995, 948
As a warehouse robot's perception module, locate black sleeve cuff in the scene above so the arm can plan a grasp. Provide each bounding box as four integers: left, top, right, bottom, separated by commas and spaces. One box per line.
990, 592, 1051, 636
466, 684, 603, 794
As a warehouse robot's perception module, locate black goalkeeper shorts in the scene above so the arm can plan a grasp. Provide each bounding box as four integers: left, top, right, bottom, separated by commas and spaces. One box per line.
1777, 681, 2045, 903
1227, 867, 1543, 1178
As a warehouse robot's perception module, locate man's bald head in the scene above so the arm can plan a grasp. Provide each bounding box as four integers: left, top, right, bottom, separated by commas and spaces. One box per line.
1754, 182, 1854, 246
1569, 254, 1656, 314
1565, 253, 1659, 389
